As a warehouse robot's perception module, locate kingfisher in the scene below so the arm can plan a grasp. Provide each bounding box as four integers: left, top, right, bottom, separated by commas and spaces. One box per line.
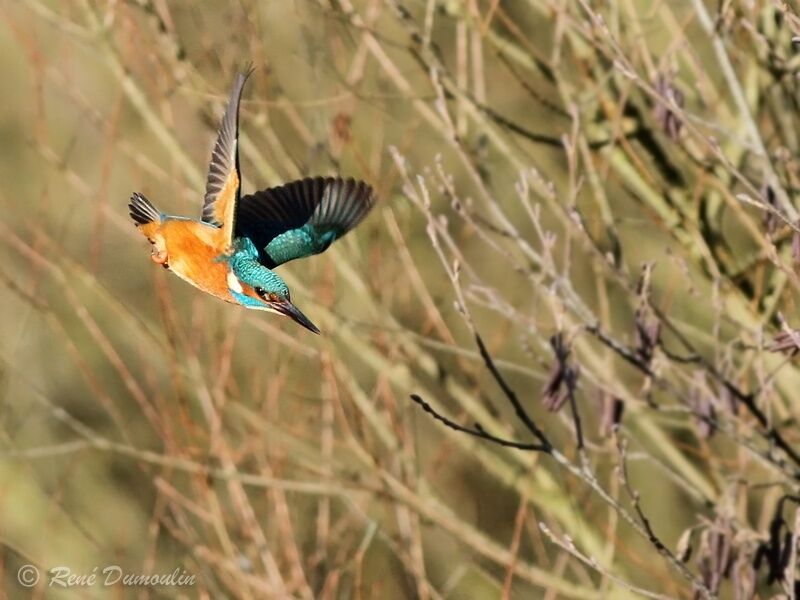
128, 70, 375, 333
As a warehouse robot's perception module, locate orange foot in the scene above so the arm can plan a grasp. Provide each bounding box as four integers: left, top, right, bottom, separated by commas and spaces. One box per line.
150, 247, 168, 265
149, 235, 168, 266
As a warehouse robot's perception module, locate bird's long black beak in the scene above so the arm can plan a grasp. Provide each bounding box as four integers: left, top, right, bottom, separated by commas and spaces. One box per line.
275, 300, 320, 334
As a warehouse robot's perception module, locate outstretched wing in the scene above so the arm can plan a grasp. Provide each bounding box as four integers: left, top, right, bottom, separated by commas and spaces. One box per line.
235, 177, 376, 268
200, 69, 252, 247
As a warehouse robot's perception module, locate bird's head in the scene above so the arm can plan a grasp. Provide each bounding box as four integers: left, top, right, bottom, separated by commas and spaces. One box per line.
226, 242, 320, 334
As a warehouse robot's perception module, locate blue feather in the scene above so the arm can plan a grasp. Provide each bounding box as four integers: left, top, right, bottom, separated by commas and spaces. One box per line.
235, 177, 375, 267
227, 237, 289, 297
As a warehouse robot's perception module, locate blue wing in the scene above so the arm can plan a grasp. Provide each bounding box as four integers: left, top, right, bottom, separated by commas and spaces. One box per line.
235, 177, 375, 268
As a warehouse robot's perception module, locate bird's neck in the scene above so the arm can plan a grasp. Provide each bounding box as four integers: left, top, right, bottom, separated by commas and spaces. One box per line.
226, 238, 287, 295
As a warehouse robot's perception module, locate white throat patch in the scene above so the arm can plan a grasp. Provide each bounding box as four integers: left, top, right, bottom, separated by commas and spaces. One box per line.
226, 271, 243, 294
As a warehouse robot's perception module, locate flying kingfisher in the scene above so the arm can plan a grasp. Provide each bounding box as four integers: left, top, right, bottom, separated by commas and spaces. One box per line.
128, 70, 375, 333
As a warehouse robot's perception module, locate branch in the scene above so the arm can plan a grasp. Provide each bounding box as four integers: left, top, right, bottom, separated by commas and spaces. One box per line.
474, 333, 552, 450
409, 394, 550, 452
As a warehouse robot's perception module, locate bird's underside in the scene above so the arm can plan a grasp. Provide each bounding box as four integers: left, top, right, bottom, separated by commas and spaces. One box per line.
129, 69, 376, 332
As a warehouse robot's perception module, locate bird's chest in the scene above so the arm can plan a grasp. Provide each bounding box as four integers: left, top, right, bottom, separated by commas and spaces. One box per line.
160, 222, 235, 303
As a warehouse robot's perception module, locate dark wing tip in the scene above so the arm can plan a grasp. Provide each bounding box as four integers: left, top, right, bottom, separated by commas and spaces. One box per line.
233, 175, 376, 266
200, 69, 256, 228
229, 66, 254, 98
312, 176, 376, 235
128, 192, 160, 226
240, 63, 256, 81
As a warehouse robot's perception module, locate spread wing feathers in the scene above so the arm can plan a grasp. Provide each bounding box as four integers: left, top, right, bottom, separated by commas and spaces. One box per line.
200, 69, 252, 244
236, 177, 376, 267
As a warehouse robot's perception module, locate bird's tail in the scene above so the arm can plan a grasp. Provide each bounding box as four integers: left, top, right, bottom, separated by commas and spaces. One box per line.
129, 192, 162, 226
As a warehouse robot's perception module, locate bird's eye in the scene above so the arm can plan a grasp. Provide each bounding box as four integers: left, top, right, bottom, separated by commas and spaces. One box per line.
254, 286, 266, 298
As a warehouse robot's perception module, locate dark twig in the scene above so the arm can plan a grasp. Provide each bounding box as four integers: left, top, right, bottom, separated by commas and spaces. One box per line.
588, 321, 800, 475
541, 334, 583, 450
586, 323, 655, 376
566, 376, 584, 452
646, 306, 800, 470
615, 435, 689, 585
474, 333, 552, 450
409, 394, 549, 451
753, 495, 800, 585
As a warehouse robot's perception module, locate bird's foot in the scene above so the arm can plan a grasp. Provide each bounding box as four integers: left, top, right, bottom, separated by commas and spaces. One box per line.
149, 235, 168, 266
150, 247, 168, 266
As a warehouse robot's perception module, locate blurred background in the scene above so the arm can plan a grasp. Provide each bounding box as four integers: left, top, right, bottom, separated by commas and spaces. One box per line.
3, 0, 800, 598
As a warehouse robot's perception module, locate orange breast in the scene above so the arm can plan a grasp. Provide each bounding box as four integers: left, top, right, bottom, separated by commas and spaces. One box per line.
157, 220, 235, 303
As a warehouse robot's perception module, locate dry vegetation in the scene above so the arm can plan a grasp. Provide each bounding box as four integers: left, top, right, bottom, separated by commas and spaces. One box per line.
3, 0, 800, 598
